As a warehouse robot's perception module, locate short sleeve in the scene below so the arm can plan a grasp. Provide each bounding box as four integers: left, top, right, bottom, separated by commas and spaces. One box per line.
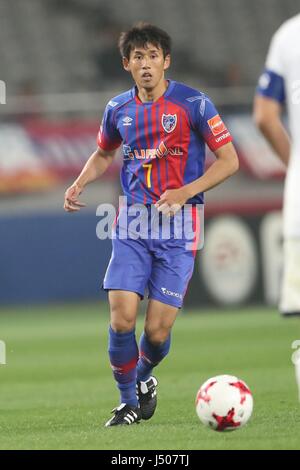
192, 95, 232, 152
256, 29, 286, 104
97, 103, 122, 151
265, 29, 285, 77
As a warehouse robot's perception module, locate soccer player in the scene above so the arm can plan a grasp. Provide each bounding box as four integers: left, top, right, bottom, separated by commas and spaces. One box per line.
64, 23, 239, 426
254, 14, 300, 400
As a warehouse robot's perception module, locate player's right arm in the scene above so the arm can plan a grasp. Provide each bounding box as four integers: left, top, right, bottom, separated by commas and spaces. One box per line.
64, 147, 117, 212
64, 101, 122, 212
253, 27, 290, 167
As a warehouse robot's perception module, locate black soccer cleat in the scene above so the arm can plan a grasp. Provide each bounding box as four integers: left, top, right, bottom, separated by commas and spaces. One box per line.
105, 403, 141, 427
281, 311, 300, 318
136, 376, 158, 420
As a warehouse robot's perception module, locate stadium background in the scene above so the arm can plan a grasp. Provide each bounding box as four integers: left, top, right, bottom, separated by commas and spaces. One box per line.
1, 0, 300, 450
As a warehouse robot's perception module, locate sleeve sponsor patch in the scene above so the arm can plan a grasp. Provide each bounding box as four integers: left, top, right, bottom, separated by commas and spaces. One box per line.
207, 114, 227, 136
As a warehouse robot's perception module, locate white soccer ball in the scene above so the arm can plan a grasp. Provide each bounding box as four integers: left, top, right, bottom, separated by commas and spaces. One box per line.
195, 374, 253, 431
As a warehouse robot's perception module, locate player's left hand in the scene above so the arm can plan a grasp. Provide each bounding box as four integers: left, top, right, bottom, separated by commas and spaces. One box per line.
155, 188, 190, 217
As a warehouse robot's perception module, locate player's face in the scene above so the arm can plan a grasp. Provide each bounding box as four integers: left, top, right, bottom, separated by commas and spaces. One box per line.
123, 44, 170, 89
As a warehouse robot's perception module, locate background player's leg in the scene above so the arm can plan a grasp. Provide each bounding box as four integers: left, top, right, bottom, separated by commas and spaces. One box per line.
296, 361, 300, 402
279, 239, 300, 400
137, 299, 178, 381
280, 239, 300, 316
108, 290, 140, 406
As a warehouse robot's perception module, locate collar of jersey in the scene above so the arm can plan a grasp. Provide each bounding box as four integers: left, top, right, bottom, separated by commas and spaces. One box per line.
132, 79, 175, 105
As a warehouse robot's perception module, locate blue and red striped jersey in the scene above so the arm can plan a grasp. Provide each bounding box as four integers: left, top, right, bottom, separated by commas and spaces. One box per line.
97, 80, 232, 205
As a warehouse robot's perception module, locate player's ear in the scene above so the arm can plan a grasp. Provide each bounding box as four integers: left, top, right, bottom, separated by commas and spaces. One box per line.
163, 54, 171, 71
122, 57, 130, 72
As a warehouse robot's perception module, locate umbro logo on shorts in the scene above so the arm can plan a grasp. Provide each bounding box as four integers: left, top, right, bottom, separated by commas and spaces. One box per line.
161, 287, 183, 300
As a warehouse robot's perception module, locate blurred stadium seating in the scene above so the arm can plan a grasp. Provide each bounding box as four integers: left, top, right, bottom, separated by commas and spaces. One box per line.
1, 0, 299, 95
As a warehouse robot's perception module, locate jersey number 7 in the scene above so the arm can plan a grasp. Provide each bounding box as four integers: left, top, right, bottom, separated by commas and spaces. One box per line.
143, 163, 152, 188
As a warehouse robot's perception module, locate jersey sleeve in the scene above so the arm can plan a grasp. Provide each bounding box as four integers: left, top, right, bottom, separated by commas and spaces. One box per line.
256, 29, 286, 103
266, 28, 285, 76
97, 103, 122, 151
192, 95, 232, 152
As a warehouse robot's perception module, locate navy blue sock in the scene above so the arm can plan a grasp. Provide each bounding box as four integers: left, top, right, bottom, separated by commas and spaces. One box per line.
137, 333, 171, 382
108, 326, 139, 407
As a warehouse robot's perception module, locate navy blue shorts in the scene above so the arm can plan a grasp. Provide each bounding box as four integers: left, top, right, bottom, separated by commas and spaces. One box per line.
103, 204, 199, 308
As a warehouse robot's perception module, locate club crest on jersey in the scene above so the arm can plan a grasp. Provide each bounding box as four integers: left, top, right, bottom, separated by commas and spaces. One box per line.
161, 113, 177, 133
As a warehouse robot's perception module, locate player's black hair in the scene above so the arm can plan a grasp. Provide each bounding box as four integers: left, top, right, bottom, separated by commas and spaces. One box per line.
118, 22, 171, 59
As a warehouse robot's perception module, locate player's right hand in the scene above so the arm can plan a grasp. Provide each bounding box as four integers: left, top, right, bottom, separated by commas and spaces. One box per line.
64, 183, 86, 212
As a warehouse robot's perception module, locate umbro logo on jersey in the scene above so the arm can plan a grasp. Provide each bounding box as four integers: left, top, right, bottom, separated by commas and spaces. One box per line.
122, 116, 133, 126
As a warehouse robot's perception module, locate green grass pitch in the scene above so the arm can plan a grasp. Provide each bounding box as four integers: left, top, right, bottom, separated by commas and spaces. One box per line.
0, 302, 299, 450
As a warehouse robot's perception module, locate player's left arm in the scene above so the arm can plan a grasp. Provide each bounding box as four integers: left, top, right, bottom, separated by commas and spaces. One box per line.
156, 142, 238, 215
156, 97, 238, 215
184, 141, 239, 197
